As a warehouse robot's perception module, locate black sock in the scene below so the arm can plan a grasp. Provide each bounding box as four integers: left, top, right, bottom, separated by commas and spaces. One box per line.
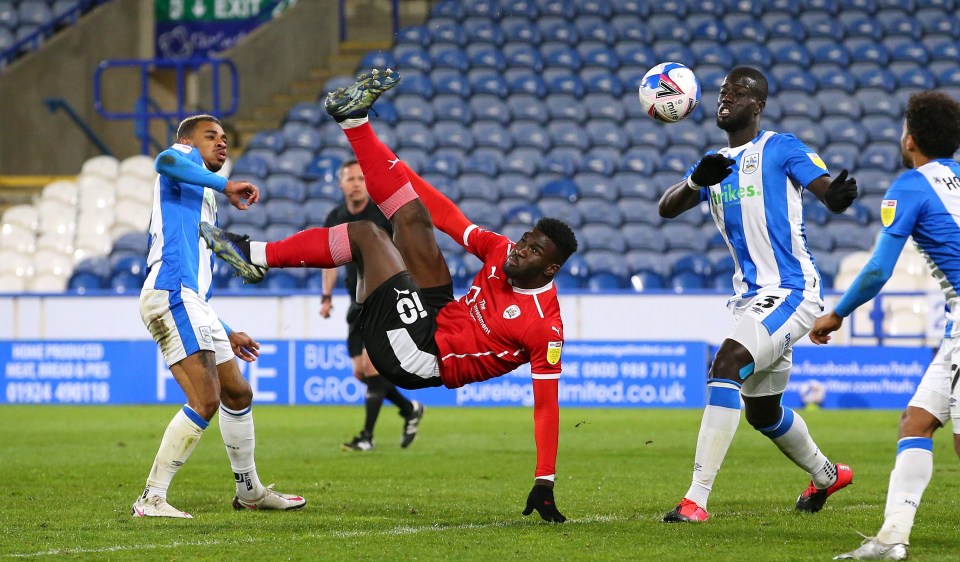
363, 375, 387, 435
383, 379, 414, 417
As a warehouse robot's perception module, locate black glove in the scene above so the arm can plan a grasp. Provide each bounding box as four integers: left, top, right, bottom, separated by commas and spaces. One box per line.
824, 168, 859, 213
522, 484, 566, 523
690, 154, 736, 187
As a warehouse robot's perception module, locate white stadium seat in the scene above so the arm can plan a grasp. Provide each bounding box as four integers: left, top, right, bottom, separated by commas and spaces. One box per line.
27, 273, 68, 293
1, 204, 39, 232
115, 175, 154, 206
33, 249, 74, 277
119, 155, 156, 181
113, 200, 151, 231
80, 155, 120, 180
108, 222, 140, 242
77, 174, 116, 211
0, 274, 26, 292
73, 231, 113, 259
40, 180, 78, 206
36, 200, 76, 235
77, 206, 115, 235
35, 231, 76, 254
0, 250, 35, 277
0, 226, 35, 253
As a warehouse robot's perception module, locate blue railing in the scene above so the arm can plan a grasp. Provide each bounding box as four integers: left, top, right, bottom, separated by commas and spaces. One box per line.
93, 58, 239, 155
0, 0, 110, 69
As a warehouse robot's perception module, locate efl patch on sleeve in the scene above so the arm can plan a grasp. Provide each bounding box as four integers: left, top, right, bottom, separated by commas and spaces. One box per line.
881, 199, 897, 227
807, 153, 827, 170
546, 341, 563, 365
172, 143, 193, 154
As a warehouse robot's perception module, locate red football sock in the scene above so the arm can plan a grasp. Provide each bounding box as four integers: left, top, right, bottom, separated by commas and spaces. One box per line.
265, 224, 352, 268
342, 122, 417, 219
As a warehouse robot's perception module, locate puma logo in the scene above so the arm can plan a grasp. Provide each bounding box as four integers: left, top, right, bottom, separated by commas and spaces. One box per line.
394, 288, 411, 299
488, 266, 500, 280
387, 157, 401, 169
551, 326, 561, 335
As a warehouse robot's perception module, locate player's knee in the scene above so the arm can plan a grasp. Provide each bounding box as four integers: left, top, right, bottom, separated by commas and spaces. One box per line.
743, 405, 779, 430
347, 220, 391, 249
393, 200, 433, 231
192, 396, 221, 420
709, 355, 750, 384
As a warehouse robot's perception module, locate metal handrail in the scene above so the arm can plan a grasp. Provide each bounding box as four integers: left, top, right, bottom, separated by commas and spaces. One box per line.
92, 58, 239, 154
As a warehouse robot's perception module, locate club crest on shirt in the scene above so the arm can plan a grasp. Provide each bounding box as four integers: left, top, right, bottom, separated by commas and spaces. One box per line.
881, 199, 897, 227
546, 341, 563, 365
198, 326, 212, 343
742, 153, 759, 174
503, 304, 521, 319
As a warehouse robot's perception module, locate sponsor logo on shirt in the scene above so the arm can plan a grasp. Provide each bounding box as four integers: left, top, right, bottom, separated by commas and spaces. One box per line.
881, 199, 897, 227
172, 143, 193, 154
710, 183, 762, 206
503, 304, 521, 319
807, 153, 827, 170
742, 153, 759, 174
546, 341, 562, 365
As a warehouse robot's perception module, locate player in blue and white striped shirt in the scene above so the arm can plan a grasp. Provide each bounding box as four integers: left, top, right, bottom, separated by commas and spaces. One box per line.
658, 67, 860, 523
134, 115, 304, 518
813, 91, 960, 561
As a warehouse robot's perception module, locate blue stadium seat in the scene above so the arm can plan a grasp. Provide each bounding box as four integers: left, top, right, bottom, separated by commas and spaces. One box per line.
691, 43, 734, 67
772, 42, 811, 66
578, 199, 623, 228
540, 0, 577, 18
247, 130, 285, 153
859, 87, 902, 117
669, 271, 708, 292
319, 122, 351, 151
541, 147, 581, 176
844, 16, 884, 40
306, 180, 340, 202
816, 91, 862, 119
890, 41, 930, 65
397, 148, 430, 173
622, 223, 667, 253
730, 41, 772, 66
610, 15, 652, 43
625, 249, 670, 278
812, 64, 858, 94
653, 42, 696, 67
539, 17, 578, 45
583, 250, 629, 278
265, 176, 307, 203
432, 95, 471, 123
422, 149, 464, 177
630, 270, 666, 291
582, 70, 624, 96
618, 198, 661, 226
265, 271, 302, 290
648, 14, 690, 41
509, 122, 551, 151
918, 11, 960, 39
878, 10, 923, 39
395, 122, 436, 152
431, 47, 469, 73
394, 95, 435, 124
577, 0, 615, 18
664, 223, 708, 253
504, 44, 543, 72
578, 149, 620, 177
672, 254, 713, 277
863, 116, 901, 143
832, 223, 877, 252
615, 43, 656, 69
507, 72, 548, 97
394, 46, 432, 73
462, 151, 501, 177
858, 142, 901, 173
469, 72, 509, 97
502, 202, 543, 226
780, 118, 827, 148
553, 271, 582, 289
468, 45, 507, 72
460, 173, 500, 200
231, 154, 270, 178
265, 200, 309, 229
502, 148, 543, 175
658, 147, 700, 175
463, 17, 505, 44
395, 73, 434, 98
274, 150, 314, 176
469, 95, 510, 125
471, 122, 513, 151
357, 50, 397, 72
507, 94, 548, 123
822, 143, 860, 172
587, 271, 627, 290
0, 27, 14, 51
18, 1, 52, 26
538, 199, 583, 228
540, 179, 580, 202
430, 21, 467, 46
281, 124, 321, 151
434, 122, 475, 152
897, 68, 937, 90
765, 17, 806, 42
303, 200, 337, 224
396, 25, 430, 47
494, 174, 537, 202
501, 20, 542, 47
580, 45, 619, 71
109, 253, 147, 281
666, 120, 708, 151
939, 66, 960, 88
777, 91, 823, 119
542, 43, 582, 71
850, 42, 891, 65
620, 147, 659, 176
823, 117, 869, 147
459, 199, 502, 230
585, 120, 627, 150
0, 3, 18, 28
221, 201, 269, 229
801, 13, 841, 37
503, 0, 539, 18
774, 67, 817, 94
615, 173, 659, 200
814, 43, 852, 66
611, 0, 651, 16
110, 271, 145, 294
877, 0, 915, 11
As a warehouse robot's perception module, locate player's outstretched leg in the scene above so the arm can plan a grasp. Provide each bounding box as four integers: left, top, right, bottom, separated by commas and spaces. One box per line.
200, 222, 266, 283
795, 462, 854, 512
324, 68, 400, 123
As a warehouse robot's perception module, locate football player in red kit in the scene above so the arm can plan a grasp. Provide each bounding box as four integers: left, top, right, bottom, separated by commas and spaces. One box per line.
201, 69, 578, 523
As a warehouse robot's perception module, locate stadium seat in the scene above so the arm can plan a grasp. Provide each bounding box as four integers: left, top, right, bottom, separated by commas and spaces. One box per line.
464, 18, 506, 45
545, 94, 586, 122
578, 199, 623, 228
586, 120, 627, 150
878, 10, 923, 40
459, 199, 502, 230
659, 147, 700, 175
502, 202, 542, 226
538, 199, 583, 228
421, 149, 464, 178
502, 19, 542, 44
546, 73, 586, 98
541, 148, 580, 177
265, 200, 308, 229
664, 223, 708, 253
507, 94, 548, 122
462, 151, 501, 177
859, 88, 902, 117
502, 147, 542, 176
897, 68, 937, 90
578, 150, 620, 178
395, 122, 436, 152
67, 271, 105, 292
358, 50, 397, 70
844, 15, 884, 40
468, 45, 507, 72
504, 44, 544, 71
430, 21, 467, 46
469, 72, 509, 97
540, 179, 580, 202
469, 95, 510, 125
587, 271, 627, 290
617, 198, 661, 226
670, 271, 708, 292
858, 142, 902, 173
431, 70, 471, 96
583, 250, 628, 278
862, 116, 901, 143
471, 122, 513, 151
509, 122, 551, 151
302, 200, 337, 225
432, 95, 471, 122
508, 72, 549, 97
622, 223, 667, 253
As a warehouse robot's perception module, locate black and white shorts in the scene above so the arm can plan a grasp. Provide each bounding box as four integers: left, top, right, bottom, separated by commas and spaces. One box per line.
360, 272, 454, 390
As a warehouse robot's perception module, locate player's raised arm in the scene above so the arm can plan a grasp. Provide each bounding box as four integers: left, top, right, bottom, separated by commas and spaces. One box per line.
659, 154, 734, 219
402, 162, 473, 241
156, 146, 259, 209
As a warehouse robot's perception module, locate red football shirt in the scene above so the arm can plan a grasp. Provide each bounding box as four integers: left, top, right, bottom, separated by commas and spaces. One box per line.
435, 226, 564, 389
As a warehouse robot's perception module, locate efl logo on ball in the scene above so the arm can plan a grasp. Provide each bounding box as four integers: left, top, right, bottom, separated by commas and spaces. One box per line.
638, 62, 701, 123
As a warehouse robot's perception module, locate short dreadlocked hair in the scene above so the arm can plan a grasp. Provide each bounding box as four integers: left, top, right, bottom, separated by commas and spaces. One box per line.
536, 217, 578, 264
905, 91, 960, 159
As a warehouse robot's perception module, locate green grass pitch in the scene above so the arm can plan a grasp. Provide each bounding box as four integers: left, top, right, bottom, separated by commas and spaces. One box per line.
1, 406, 958, 560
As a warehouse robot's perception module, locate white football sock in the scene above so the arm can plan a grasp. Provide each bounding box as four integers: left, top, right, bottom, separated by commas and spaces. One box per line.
219, 404, 264, 500
685, 381, 742, 509
144, 405, 207, 499
760, 407, 835, 488
338, 116, 369, 129
877, 438, 934, 546
250, 242, 268, 268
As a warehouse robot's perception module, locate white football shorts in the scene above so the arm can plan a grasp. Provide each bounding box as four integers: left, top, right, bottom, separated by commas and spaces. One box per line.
140, 287, 233, 367
727, 288, 821, 398
908, 336, 960, 433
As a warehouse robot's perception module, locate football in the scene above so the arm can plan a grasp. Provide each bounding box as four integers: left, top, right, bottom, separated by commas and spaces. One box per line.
638, 62, 701, 123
